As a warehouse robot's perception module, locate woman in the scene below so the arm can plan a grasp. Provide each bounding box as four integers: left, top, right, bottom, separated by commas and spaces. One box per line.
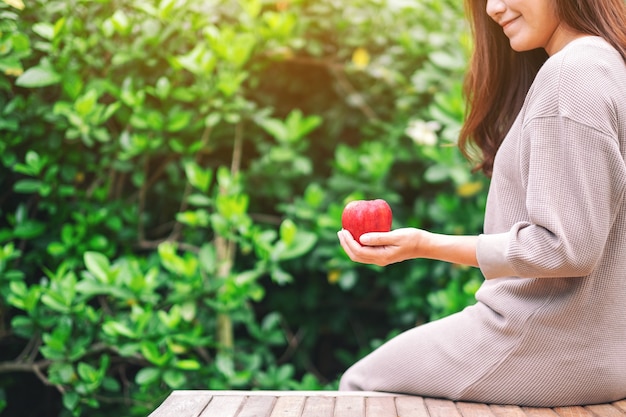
337, 0, 626, 407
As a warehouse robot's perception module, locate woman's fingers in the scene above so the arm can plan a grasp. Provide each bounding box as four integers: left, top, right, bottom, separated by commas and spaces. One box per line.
337, 229, 398, 266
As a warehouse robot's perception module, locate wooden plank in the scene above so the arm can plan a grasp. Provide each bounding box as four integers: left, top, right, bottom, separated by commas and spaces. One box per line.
395, 395, 431, 417
365, 396, 397, 417
301, 396, 335, 417
553, 406, 595, 417
199, 395, 244, 417
584, 404, 626, 417
148, 392, 213, 417
236, 395, 276, 417
425, 398, 463, 417
269, 396, 306, 417
456, 402, 497, 417
177, 390, 400, 397
148, 391, 626, 417
488, 404, 529, 417
613, 401, 626, 414
334, 396, 365, 417
521, 407, 560, 417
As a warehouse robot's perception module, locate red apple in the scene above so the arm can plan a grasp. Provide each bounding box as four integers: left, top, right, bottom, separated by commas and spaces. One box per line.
341, 199, 392, 244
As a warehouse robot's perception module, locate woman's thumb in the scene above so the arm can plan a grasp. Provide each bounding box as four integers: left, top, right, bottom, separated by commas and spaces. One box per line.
359, 232, 386, 246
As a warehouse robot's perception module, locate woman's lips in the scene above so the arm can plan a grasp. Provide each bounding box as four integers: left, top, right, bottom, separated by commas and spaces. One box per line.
500, 16, 519, 30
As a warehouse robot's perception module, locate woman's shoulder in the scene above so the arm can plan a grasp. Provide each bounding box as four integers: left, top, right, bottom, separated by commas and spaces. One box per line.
526, 36, 626, 131
536, 37, 625, 92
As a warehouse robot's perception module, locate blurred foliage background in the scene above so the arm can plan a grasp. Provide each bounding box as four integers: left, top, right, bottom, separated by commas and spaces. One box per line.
0, 0, 488, 415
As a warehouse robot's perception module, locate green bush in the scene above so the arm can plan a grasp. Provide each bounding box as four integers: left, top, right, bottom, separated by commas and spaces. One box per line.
0, 0, 485, 415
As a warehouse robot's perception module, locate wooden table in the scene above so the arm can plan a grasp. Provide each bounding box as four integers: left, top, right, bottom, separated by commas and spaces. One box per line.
148, 390, 626, 417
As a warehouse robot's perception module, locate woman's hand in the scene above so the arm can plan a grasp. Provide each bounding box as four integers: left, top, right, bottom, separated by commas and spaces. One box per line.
337, 227, 480, 268
337, 227, 429, 266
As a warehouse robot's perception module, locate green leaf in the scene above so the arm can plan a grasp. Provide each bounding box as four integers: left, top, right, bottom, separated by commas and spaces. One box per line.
163, 369, 186, 389
187, 193, 212, 207
7, 281, 40, 313
241, 0, 262, 18
84, 251, 110, 283
62, 392, 80, 411
32, 23, 54, 40
47, 241, 66, 257
303, 183, 325, 208
41, 292, 70, 313
176, 210, 210, 227
13, 220, 46, 239
279, 219, 297, 246
11, 315, 34, 338
183, 161, 212, 193
180, 301, 197, 322
216, 70, 247, 97
15, 65, 61, 88
154, 77, 171, 99
13, 179, 42, 194
175, 359, 201, 371
74, 89, 98, 116
424, 164, 450, 183
158, 0, 178, 19
141, 342, 170, 366
338, 270, 358, 290
102, 377, 121, 392
158, 241, 198, 277
12, 150, 46, 176
285, 109, 322, 141
205, 113, 221, 128
174, 44, 216, 75
429, 50, 464, 70
198, 243, 216, 274
102, 321, 136, 339
167, 110, 192, 132
158, 306, 181, 329
135, 367, 161, 386
215, 353, 235, 378
257, 118, 288, 142
77, 362, 99, 383
274, 230, 317, 261
49, 362, 76, 385
270, 268, 293, 285
111, 9, 130, 35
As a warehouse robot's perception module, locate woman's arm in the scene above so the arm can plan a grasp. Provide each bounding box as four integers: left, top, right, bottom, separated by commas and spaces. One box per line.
337, 228, 479, 268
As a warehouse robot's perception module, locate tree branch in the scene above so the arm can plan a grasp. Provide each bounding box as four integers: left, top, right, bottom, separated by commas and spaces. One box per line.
329, 65, 379, 121
168, 124, 215, 242
0, 359, 65, 394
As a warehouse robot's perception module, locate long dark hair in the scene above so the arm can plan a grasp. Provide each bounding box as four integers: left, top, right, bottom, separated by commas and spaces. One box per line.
459, 0, 626, 177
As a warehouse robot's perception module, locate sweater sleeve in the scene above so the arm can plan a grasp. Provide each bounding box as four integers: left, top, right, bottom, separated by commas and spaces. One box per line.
478, 117, 626, 279
476, 39, 626, 280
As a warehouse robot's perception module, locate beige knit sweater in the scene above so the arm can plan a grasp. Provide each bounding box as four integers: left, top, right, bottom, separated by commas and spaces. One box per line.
340, 36, 626, 406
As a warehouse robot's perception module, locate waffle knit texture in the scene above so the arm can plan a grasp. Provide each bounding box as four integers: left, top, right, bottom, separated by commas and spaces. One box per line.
339, 36, 626, 406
